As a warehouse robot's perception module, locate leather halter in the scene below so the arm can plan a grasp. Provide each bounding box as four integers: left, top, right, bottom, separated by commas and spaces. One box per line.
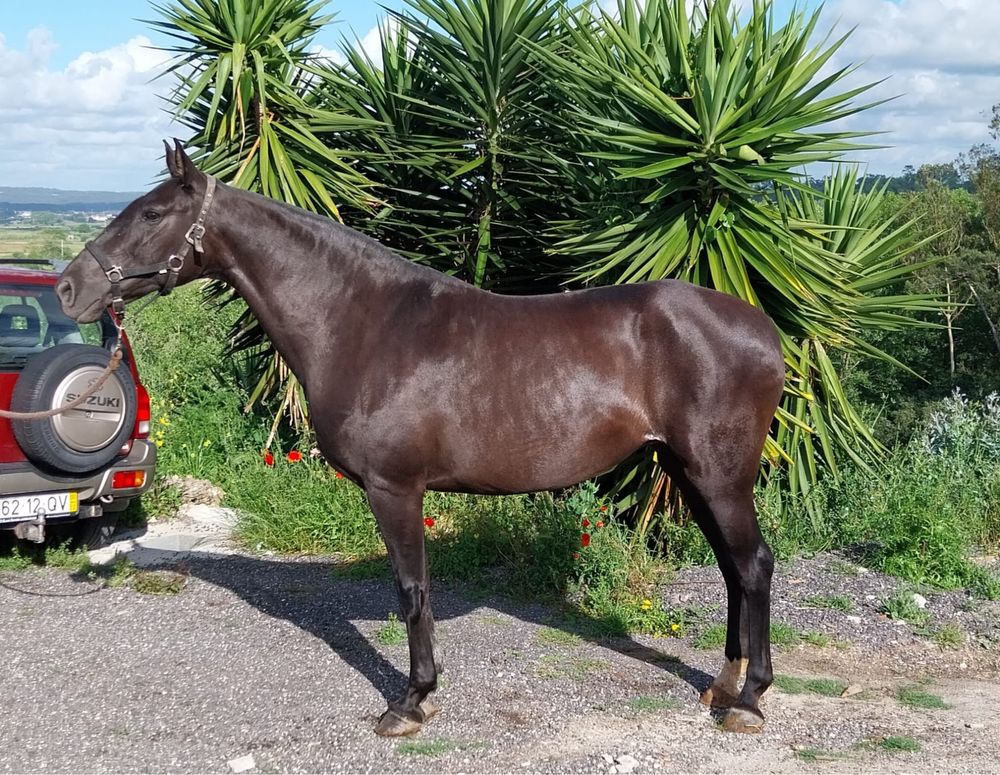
84, 176, 217, 318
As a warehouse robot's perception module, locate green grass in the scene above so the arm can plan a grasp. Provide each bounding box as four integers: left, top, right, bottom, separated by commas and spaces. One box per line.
0, 225, 92, 259
120, 290, 682, 638
693, 621, 820, 650
0, 544, 91, 573
131, 569, 187, 595
102, 557, 137, 588
930, 622, 965, 648
90, 557, 186, 595
479, 614, 511, 627
0, 549, 34, 571
772, 675, 847, 697
827, 559, 861, 577
803, 594, 855, 613
43, 543, 93, 572
536, 654, 610, 681
794, 747, 843, 763
896, 685, 950, 710
693, 623, 726, 650
116, 277, 1000, 644
879, 591, 931, 627
769, 622, 801, 647
801, 631, 832, 647
628, 696, 681, 712
375, 613, 406, 646
535, 627, 582, 647
396, 739, 484, 756
877, 735, 921, 753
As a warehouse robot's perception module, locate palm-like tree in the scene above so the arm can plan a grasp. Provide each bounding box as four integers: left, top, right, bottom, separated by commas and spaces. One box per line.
153, 0, 938, 522
532, 0, 938, 514
150, 0, 376, 444
327, 0, 577, 291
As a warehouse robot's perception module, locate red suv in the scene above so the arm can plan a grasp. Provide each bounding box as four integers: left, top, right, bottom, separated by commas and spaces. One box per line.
0, 259, 155, 547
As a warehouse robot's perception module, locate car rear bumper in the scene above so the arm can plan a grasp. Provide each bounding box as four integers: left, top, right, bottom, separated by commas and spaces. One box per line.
0, 439, 156, 512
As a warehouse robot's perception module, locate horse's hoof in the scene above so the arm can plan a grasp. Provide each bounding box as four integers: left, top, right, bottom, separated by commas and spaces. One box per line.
721, 706, 765, 734
375, 709, 423, 737
418, 697, 441, 721
374, 698, 440, 737
700, 685, 739, 709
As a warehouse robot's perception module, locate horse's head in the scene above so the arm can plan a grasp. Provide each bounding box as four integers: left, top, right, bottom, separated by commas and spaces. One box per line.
57, 140, 216, 323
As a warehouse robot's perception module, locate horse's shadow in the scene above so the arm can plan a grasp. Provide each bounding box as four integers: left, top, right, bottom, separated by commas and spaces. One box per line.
83, 543, 713, 706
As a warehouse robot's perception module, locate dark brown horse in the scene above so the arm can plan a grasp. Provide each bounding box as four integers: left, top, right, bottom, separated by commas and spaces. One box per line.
57, 142, 785, 736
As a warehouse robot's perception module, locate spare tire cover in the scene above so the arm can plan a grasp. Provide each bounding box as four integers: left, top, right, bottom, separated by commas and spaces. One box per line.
11, 344, 137, 474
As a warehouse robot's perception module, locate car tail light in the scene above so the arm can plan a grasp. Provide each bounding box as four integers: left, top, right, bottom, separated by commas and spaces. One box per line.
112, 470, 146, 489
135, 384, 151, 438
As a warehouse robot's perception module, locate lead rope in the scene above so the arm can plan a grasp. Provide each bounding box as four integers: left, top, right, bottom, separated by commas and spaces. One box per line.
0, 333, 124, 421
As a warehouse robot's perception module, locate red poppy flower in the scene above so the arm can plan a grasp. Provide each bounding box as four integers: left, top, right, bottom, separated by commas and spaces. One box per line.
263, 451, 274, 467
582, 519, 590, 528
596, 521, 604, 529
572, 552, 580, 560
335, 471, 344, 479
599, 505, 608, 513
287, 450, 302, 463
581, 533, 591, 547
424, 517, 435, 528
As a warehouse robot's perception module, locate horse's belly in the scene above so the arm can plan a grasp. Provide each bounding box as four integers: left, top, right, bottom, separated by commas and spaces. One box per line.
426, 405, 651, 494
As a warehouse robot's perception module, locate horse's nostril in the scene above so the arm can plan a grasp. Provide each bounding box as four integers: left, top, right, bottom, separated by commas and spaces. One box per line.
56, 278, 75, 308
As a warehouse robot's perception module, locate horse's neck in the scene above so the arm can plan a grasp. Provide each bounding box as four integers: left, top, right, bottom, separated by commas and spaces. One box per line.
211, 188, 380, 386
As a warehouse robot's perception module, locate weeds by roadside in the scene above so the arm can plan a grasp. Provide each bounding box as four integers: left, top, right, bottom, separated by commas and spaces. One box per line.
375, 613, 406, 646
896, 685, 951, 710
116, 285, 1000, 640
773, 675, 847, 697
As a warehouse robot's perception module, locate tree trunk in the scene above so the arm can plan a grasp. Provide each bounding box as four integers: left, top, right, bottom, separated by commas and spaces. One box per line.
970, 284, 1000, 362
945, 279, 956, 377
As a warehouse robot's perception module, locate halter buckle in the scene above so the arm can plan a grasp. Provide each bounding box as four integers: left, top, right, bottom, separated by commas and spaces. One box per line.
185, 223, 206, 250
106, 266, 124, 283
167, 254, 185, 272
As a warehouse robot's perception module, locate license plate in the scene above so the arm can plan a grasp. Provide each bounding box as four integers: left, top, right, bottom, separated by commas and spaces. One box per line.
0, 492, 78, 523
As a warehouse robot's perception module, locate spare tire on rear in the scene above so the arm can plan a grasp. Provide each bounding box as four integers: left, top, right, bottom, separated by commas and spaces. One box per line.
10, 344, 136, 474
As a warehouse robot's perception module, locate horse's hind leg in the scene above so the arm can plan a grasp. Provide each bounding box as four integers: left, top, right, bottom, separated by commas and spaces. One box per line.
663, 453, 774, 733
365, 482, 441, 737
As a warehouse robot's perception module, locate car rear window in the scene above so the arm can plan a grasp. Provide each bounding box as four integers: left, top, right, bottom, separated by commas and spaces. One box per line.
0, 283, 109, 370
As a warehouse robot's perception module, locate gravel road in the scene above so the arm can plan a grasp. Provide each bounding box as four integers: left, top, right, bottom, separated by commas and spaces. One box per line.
1, 540, 997, 774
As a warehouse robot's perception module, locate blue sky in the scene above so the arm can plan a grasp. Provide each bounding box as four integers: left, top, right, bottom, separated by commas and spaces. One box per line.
1, 0, 997, 190
0, 1, 408, 69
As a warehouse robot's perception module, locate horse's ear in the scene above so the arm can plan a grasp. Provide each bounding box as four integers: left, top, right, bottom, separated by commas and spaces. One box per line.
166, 139, 201, 186
165, 139, 183, 179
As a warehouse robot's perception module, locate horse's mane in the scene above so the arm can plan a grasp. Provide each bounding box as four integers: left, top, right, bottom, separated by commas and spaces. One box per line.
231, 184, 468, 290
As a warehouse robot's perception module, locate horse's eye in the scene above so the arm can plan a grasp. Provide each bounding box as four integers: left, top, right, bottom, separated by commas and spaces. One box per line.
142, 210, 161, 223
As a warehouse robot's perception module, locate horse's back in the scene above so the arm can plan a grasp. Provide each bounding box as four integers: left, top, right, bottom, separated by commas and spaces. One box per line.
340, 278, 783, 494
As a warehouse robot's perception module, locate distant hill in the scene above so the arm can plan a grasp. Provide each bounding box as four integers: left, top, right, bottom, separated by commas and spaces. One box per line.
0, 186, 141, 213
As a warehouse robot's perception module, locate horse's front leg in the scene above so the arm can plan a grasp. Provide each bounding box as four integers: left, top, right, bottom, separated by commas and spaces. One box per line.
366, 482, 441, 737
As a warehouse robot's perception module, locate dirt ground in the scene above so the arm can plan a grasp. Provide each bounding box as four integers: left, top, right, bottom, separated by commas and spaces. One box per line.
0, 546, 997, 774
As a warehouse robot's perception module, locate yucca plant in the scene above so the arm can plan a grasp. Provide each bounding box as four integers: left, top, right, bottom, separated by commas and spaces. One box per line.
534, 0, 938, 516
150, 0, 377, 443
326, 0, 578, 291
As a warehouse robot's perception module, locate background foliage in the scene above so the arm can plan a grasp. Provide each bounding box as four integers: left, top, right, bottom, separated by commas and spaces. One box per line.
117, 0, 1000, 611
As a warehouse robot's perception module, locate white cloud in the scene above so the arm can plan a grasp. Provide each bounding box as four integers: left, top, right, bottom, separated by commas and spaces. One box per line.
817, 0, 1000, 174
4, 2, 998, 190
345, 18, 399, 70
0, 30, 176, 190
